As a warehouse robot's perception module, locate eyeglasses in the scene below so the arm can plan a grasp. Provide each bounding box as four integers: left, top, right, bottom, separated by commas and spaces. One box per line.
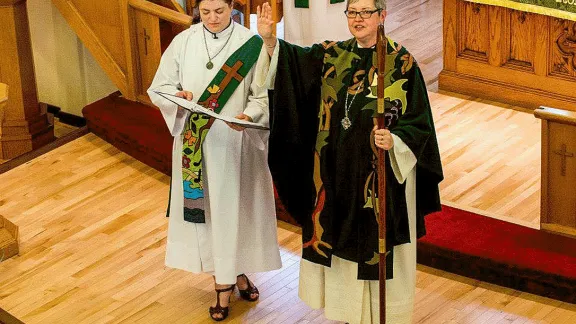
344, 9, 382, 19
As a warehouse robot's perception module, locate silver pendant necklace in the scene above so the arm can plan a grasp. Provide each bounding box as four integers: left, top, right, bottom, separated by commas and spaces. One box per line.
203, 21, 234, 70
341, 76, 366, 130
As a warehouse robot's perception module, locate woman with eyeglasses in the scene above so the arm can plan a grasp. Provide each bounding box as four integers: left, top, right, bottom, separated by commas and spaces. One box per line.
257, 0, 443, 323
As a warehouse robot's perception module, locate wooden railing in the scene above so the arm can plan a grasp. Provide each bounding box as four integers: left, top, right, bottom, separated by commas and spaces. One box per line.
52, 0, 281, 106
127, 0, 193, 105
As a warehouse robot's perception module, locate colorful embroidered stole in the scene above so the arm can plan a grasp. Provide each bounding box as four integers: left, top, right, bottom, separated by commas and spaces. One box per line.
181, 35, 263, 223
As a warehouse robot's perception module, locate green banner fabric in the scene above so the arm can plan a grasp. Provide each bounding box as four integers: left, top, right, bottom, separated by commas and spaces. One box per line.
295, 0, 346, 8
465, 0, 576, 20
295, 0, 309, 8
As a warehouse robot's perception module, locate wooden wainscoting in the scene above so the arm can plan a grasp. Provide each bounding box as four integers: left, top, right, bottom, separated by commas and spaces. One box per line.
440, 0, 576, 112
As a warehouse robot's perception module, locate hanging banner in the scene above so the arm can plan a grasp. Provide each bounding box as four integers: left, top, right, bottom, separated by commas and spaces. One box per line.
465, 0, 576, 21
295, 0, 345, 8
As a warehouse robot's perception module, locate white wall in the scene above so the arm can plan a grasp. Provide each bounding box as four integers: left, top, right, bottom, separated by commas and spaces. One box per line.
27, 0, 117, 116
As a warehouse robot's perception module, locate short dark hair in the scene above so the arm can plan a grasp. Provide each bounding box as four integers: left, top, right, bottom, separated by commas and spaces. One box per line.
196, 0, 233, 8
346, 0, 387, 10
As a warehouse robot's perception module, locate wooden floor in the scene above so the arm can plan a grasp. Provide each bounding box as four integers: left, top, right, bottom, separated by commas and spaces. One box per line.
0, 134, 573, 323
386, 0, 443, 92
433, 92, 541, 228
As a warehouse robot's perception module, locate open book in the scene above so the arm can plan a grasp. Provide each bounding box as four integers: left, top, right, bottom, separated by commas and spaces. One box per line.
153, 91, 269, 130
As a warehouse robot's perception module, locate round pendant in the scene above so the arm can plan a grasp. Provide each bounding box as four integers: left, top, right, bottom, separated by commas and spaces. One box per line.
206, 61, 214, 70
341, 116, 352, 130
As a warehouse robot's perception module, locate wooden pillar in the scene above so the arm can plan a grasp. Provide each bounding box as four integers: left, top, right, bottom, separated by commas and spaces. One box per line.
0, 0, 54, 159
534, 107, 576, 238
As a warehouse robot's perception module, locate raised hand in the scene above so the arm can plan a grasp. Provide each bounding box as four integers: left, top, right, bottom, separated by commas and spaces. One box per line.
257, 2, 275, 40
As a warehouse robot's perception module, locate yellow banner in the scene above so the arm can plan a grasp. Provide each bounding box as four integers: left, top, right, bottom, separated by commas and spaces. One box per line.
465, 0, 576, 21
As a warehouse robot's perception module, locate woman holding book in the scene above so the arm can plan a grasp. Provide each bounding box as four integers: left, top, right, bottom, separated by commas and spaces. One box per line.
147, 0, 281, 321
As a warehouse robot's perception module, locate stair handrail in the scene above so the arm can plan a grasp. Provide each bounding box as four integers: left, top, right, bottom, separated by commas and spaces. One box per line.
128, 0, 192, 27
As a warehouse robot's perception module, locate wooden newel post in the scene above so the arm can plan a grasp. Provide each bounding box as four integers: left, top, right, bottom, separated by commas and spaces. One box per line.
376, 23, 387, 324
0, 0, 54, 159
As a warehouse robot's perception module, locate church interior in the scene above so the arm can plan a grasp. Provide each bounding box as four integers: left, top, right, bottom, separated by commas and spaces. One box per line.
1, 0, 575, 323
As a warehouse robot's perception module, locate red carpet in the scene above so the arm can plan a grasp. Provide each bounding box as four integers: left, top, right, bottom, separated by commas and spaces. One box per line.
418, 206, 576, 303
83, 94, 576, 304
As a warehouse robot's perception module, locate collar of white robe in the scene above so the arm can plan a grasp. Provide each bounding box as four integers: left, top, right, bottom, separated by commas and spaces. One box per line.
203, 18, 233, 39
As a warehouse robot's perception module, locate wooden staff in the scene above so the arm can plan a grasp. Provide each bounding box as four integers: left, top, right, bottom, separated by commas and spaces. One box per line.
376, 22, 387, 324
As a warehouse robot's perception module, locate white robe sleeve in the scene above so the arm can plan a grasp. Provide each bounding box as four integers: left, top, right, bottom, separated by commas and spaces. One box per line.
388, 134, 417, 184
242, 46, 271, 126
254, 39, 280, 90
147, 33, 190, 136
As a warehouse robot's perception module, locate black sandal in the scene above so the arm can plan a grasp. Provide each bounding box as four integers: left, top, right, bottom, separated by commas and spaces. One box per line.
209, 284, 235, 321
237, 274, 259, 302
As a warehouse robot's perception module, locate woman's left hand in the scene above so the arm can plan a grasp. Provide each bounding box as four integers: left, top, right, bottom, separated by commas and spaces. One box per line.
373, 126, 394, 150
227, 113, 253, 131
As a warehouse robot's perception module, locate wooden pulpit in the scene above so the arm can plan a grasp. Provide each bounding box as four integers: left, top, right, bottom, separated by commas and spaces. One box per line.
0, 85, 18, 262
534, 107, 576, 238
0, 0, 55, 159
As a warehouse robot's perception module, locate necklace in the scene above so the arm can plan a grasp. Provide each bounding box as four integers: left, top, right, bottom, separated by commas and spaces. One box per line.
341, 74, 367, 130
202, 22, 234, 70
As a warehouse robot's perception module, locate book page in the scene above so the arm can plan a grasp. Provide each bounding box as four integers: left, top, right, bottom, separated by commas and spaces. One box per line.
154, 91, 270, 130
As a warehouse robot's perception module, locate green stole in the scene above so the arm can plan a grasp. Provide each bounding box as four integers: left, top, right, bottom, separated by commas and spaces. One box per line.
181, 35, 263, 223
295, 0, 344, 8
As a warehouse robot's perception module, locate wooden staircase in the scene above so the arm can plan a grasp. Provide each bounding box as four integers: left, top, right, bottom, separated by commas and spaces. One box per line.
50, 0, 193, 104
49, 0, 282, 107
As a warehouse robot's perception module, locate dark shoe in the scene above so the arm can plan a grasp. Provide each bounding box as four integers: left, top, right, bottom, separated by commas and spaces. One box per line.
236, 274, 259, 302
209, 284, 235, 321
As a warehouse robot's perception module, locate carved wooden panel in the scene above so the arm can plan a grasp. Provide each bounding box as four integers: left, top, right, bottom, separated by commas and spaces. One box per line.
134, 11, 162, 99
440, 0, 576, 112
459, 2, 489, 60
550, 19, 576, 80
506, 10, 535, 71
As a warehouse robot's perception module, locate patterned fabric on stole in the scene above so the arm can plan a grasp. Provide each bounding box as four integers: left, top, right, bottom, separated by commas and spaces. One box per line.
181, 35, 264, 223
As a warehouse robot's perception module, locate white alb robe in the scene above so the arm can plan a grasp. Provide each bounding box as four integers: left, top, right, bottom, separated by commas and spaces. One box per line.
148, 22, 282, 285
258, 40, 418, 324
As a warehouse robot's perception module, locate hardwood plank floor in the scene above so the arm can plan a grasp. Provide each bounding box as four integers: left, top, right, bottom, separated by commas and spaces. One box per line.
432, 92, 541, 228
0, 134, 571, 323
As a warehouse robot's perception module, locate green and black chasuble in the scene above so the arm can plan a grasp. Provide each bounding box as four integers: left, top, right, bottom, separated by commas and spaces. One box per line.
268, 38, 443, 280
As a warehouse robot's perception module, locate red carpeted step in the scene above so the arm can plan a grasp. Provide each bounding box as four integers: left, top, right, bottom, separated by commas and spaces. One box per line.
418, 205, 576, 303
83, 93, 173, 176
